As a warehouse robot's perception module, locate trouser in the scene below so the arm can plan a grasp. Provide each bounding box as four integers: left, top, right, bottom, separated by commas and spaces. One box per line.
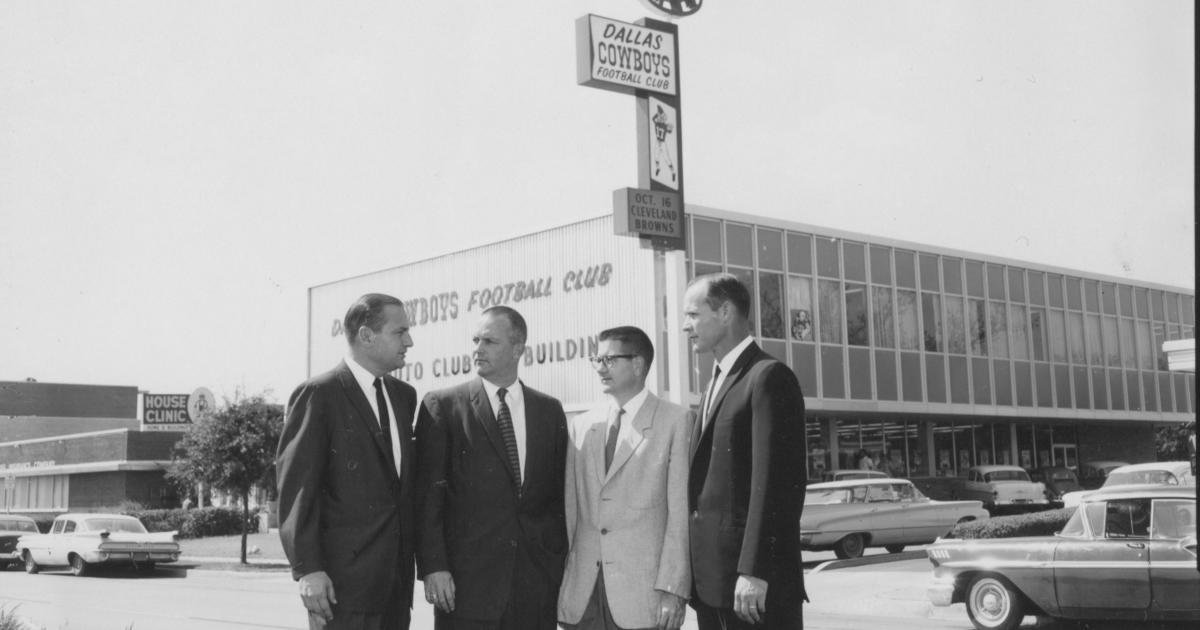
433, 543, 557, 630
561, 570, 655, 630
308, 602, 410, 630
691, 596, 802, 630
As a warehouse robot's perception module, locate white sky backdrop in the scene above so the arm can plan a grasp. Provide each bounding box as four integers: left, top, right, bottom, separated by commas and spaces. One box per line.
0, 1, 1193, 403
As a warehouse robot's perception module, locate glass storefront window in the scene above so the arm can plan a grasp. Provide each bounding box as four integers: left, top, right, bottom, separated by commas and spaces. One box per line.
1009, 304, 1029, 360
726, 223, 753, 267
1030, 308, 1048, 361
1049, 310, 1068, 362
844, 242, 866, 283
693, 218, 723, 263
870, 245, 891, 284
759, 272, 785, 339
1067, 277, 1083, 310
1152, 323, 1168, 370
943, 257, 963, 295
1085, 314, 1103, 365
897, 289, 920, 350
872, 286, 895, 348
989, 301, 1009, 358
1047, 274, 1064, 308
1183, 297, 1194, 326
787, 275, 815, 342
1101, 316, 1119, 366
1150, 290, 1164, 322
945, 295, 966, 354
922, 292, 943, 352
969, 299, 988, 355
1100, 284, 1116, 314
816, 237, 840, 278
757, 228, 783, 271
1135, 287, 1150, 319
818, 280, 843, 343
987, 265, 1006, 300
1008, 269, 1026, 303
920, 254, 940, 291
965, 260, 984, 298
786, 232, 813, 275
1084, 280, 1100, 312
695, 261, 722, 278
1118, 285, 1132, 317
895, 250, 916, 288
1135, 320, 1153, 370
846, 283, 869, 346
1166, 293, 1181, 323
1029, 272, 1045, 305
1068, 312, 1086, 363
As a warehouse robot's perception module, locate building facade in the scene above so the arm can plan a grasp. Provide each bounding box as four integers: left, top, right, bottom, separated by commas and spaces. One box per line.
307, 208, 1195, 482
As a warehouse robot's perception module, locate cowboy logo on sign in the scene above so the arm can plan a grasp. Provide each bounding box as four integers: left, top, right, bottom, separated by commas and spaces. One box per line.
639, 0, 703, 17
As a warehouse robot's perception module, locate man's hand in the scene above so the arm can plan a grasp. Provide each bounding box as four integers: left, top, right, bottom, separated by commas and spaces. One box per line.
298, 571, 337, 625
423, 570, 456, 613
733, 574, 768, 625
655, 591, 687, 629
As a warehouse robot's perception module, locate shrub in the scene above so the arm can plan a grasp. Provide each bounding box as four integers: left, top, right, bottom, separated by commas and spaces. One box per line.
950, 507, 1074, 539
0, 605, 34, 630
125, 507, 258, 539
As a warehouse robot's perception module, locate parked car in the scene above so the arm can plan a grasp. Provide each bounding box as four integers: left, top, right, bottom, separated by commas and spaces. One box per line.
800, 478, 989, 559
817, 469, 889, 483
16, 513, 180, 576
1029, 466, 1082, 506
1076, 459, 1129, 490
952, 465, 1048, 512
926, 484, 1198, 630
1062, 461, 1195, 508
0, 515, 40, 570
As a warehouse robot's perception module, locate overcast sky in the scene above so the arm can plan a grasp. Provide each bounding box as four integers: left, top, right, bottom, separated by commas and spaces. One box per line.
0, 1, 1193, 404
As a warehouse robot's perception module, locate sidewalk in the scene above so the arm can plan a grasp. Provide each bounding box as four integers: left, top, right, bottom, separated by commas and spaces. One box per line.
805, 555, 965, 624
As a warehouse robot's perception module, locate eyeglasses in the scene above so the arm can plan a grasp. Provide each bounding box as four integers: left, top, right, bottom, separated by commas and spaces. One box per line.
588, 354, 636, 368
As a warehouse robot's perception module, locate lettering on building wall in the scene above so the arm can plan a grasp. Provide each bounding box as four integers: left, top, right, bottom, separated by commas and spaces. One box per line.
391, 335, 601, 384
0, 461, 56, 470
329, 262, 614, 338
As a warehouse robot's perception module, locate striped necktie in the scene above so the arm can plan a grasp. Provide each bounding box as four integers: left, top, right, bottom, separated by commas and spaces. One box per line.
496, 387, 521, 491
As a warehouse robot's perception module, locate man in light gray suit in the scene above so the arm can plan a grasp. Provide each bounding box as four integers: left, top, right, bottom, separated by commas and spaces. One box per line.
558, 326, 693, 630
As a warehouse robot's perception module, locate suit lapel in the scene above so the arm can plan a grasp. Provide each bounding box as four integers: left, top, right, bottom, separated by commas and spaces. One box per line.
690, 343, 760, 463
586, 410, 607, 487
470, 378, 520, 492
336, 363, 395, 471
603, 394, 654, 484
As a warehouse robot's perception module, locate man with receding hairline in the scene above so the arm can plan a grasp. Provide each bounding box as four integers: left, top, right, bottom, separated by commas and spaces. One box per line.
682, 273, 808, 630
277, 292, 418, 630
416, 305, 568, 630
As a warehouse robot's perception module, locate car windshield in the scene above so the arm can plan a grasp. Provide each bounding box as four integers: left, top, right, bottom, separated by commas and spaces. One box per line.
1059, 507, 1088, 537
1105, 470, 1179, 486
0, 519, 38, 533
80, 518, 147, 534
984, 470, 1031, 482
805, 488, 852, 505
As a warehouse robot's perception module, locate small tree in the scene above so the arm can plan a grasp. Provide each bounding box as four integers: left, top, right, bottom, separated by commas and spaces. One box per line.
168, 393, 283, 563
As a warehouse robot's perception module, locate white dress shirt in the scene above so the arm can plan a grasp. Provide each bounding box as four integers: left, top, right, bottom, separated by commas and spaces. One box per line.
345, 355, 403, 477
608, 386, 649, 445
703, 334, 755, 429
480, 378, 527, 478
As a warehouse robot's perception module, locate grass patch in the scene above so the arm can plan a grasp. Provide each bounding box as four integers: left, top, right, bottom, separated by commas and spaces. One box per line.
177, 531, 286, 561
950, 507, 1074, 539
0, 605, 34, 630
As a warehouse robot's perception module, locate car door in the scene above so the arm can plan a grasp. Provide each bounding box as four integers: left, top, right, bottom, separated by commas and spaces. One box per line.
1147, 498, 1199, 613
48, 518, 78, 565
862, 483, 904, 544
1054, 499, 1151, 616
40, 518, 64, 564
893, 483, 938, 542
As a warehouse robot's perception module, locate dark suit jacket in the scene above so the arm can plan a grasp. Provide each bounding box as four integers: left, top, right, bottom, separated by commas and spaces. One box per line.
276, 361, 417, 613
689, 341, 808, 610
415, 378, 568, 622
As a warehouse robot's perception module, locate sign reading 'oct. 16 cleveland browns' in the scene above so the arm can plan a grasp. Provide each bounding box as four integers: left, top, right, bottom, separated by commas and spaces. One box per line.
576, 15, 677, 96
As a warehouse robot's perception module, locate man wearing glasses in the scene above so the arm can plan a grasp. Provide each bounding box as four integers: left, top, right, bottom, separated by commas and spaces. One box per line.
558, 326, 694, 630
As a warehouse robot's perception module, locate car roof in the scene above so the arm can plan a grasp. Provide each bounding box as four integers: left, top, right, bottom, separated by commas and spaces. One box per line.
1084, 484, 1196, 502
1109, 461, 1192, 473
56, 513, 139, 520
807, 478, 913, 489
0, 514, 36, 521
971, 465, 1026, 472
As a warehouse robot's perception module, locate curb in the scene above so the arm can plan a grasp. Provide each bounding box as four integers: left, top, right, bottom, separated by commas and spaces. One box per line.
808, 549, 926, 574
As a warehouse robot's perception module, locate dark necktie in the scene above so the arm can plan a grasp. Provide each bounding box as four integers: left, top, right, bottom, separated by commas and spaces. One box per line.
604, 408, 625, 473
702, 365, 722, 425
373, 378, 398, 476
496, 387, 522, 491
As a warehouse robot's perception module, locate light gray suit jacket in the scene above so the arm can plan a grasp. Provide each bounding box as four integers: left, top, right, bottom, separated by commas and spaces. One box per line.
557, 391, 694, 628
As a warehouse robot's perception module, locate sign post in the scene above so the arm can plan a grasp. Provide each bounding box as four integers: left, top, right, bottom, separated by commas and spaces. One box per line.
4, 475, 14, 513
577, 14, 686, 252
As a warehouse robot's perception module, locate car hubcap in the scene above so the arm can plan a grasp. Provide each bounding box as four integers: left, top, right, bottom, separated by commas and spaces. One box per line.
974, 582, 1008, 623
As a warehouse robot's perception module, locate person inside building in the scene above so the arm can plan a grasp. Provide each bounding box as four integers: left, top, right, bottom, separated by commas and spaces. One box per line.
558, 325, 693, 630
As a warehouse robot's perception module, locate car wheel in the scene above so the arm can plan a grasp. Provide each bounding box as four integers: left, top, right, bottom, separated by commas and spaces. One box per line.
884, 544, 905, 554
966, 575, 1025, 630
23, 551, 39, 574
69, 554, 90, 577
833, 533, 865, 559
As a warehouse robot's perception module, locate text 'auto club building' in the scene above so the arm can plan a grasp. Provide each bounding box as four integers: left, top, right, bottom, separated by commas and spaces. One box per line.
307, 208, 1196, 482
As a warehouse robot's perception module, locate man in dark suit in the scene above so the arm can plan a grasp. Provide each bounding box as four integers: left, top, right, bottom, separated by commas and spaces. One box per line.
416, 305, 568, 630
682, 273, 808, 629
277, 293, 417, 630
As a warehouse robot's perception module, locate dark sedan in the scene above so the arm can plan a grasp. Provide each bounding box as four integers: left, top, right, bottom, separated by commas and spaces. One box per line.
926, 484, 1198, 630
1030, 466, 1082, 506
0, 515, 40, 570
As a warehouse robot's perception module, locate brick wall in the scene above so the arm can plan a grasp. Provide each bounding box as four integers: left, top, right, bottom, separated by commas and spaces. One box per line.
0, 382, 137, 418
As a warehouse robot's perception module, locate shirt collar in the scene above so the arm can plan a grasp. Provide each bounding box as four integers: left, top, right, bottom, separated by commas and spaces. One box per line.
481, 377, 523, 402
610, 386, 649, 419
715, 334, 755, 376
345, 354, 380, 392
